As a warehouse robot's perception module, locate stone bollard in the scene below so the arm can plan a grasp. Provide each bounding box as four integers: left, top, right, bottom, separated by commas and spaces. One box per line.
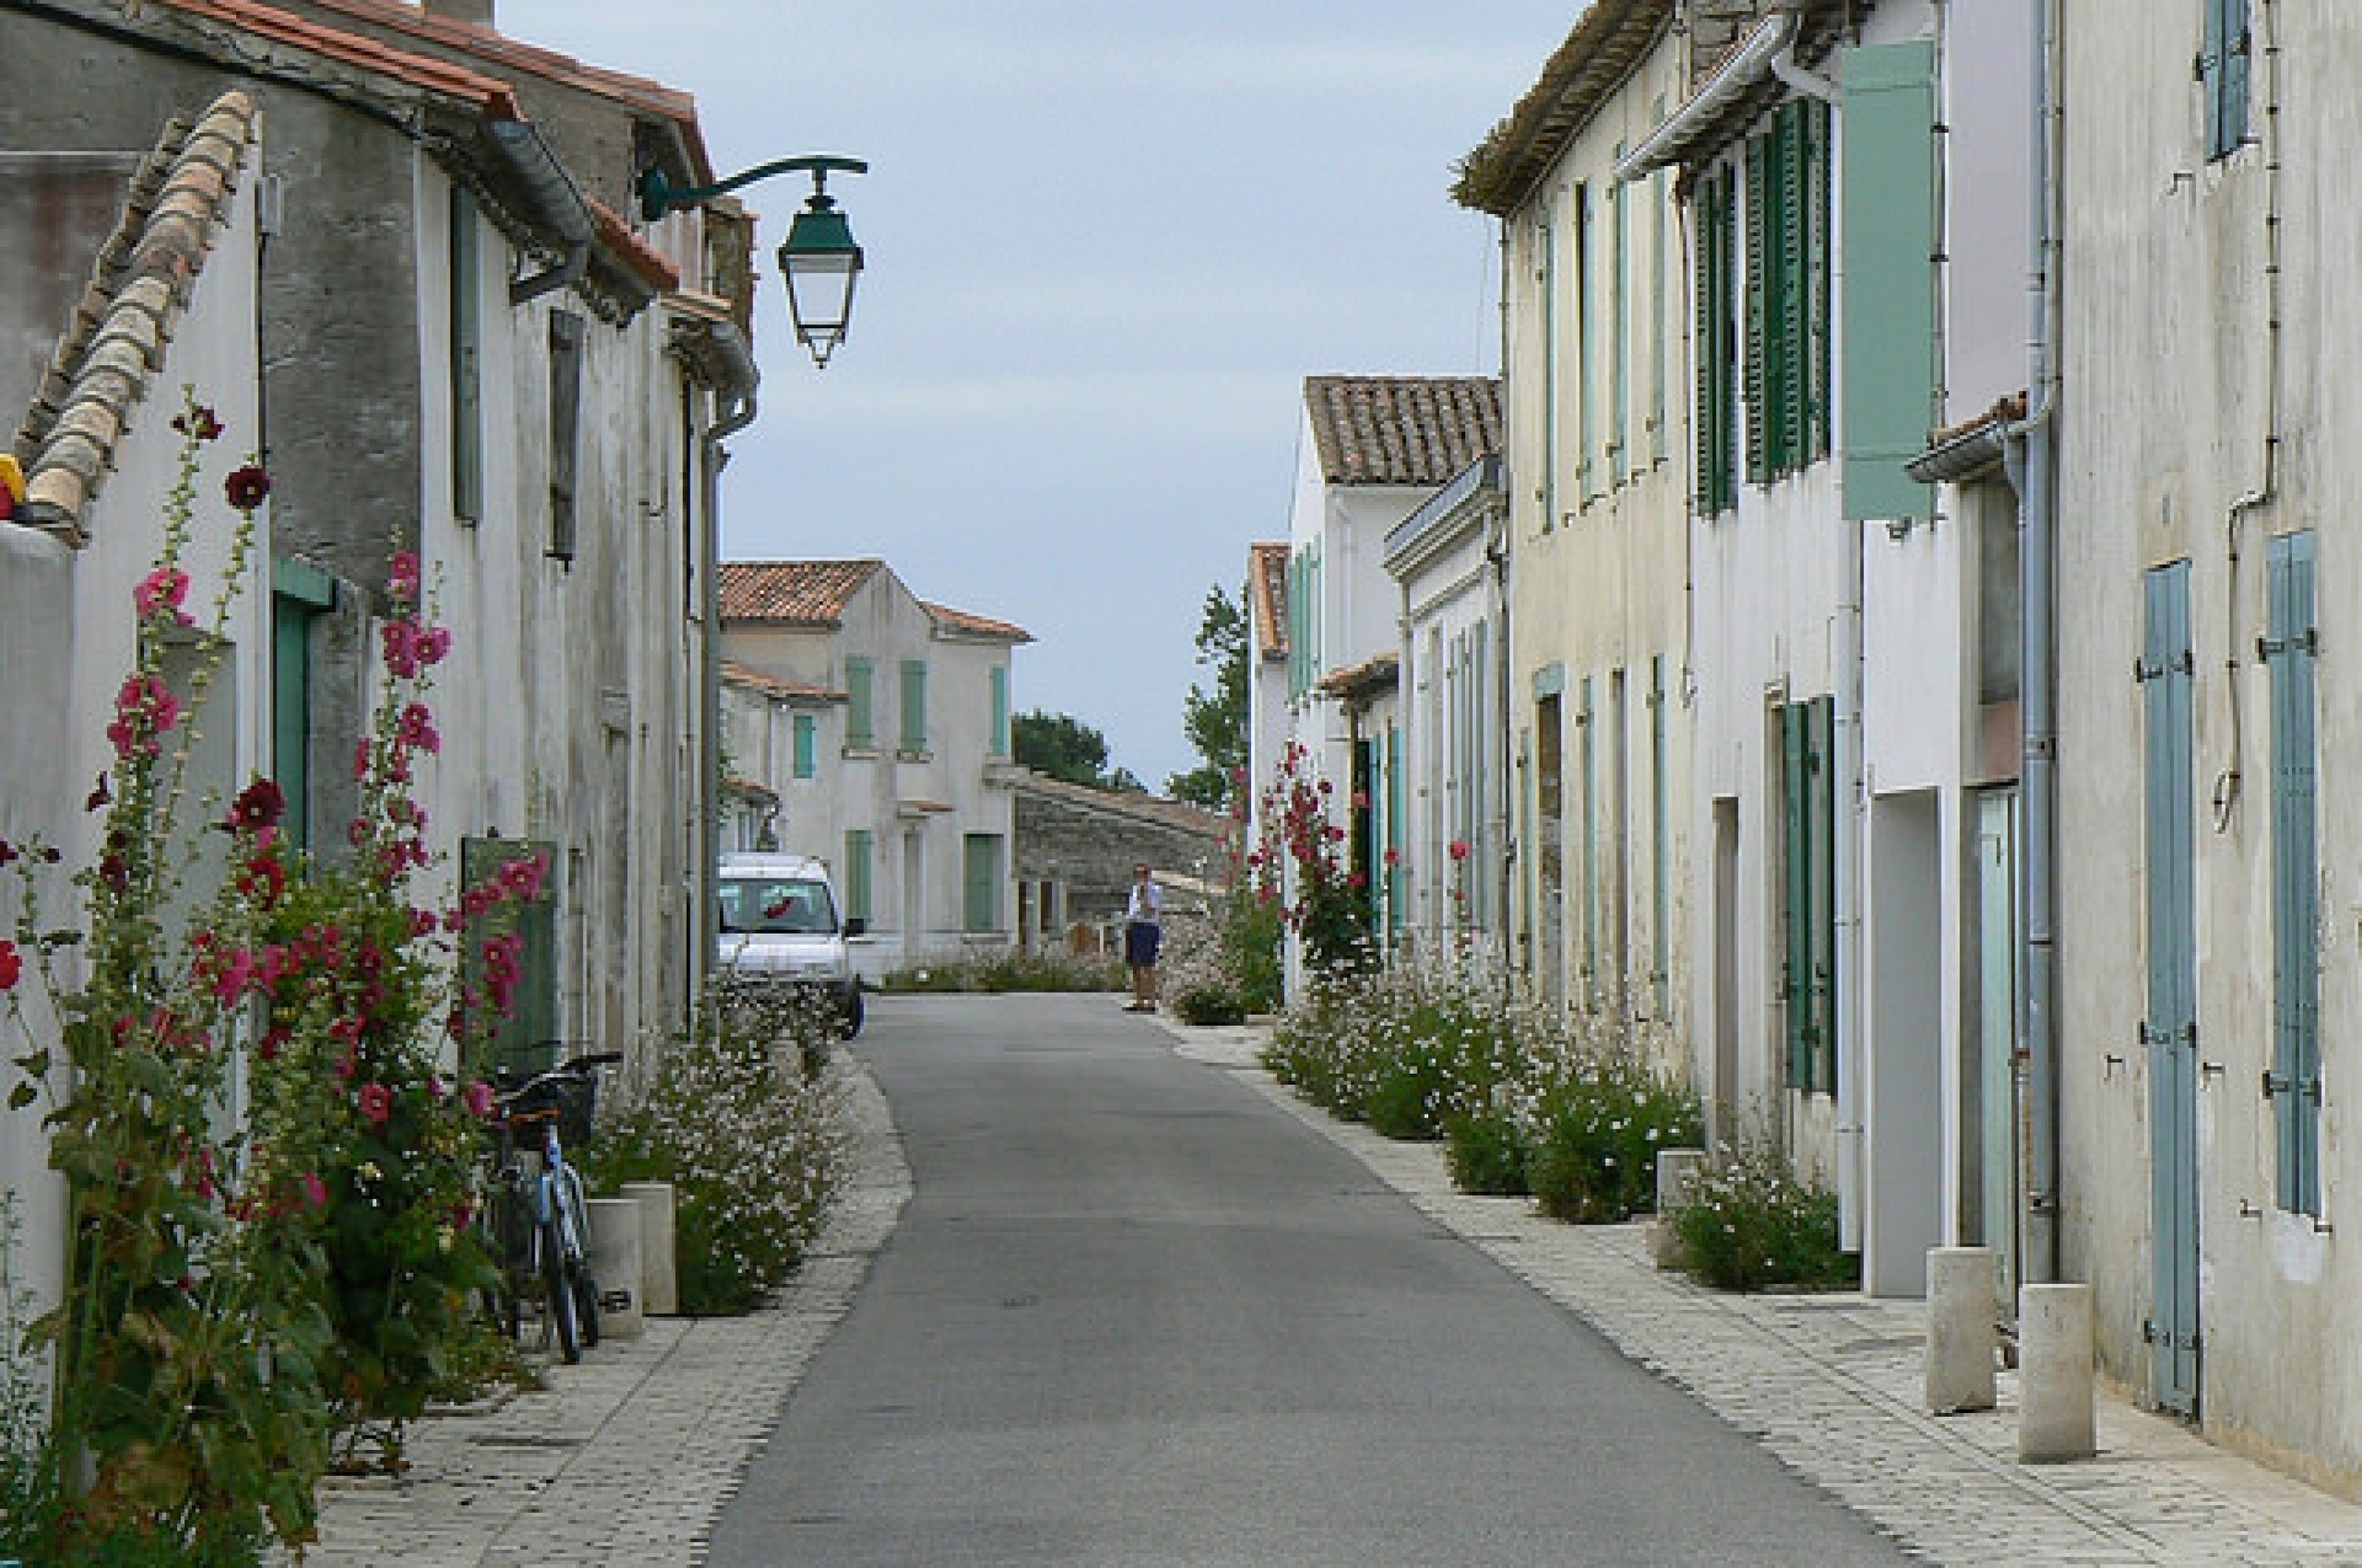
1924, 1247, 1998, 1414
2018, 1281, 2097, 1462
1650, 1148, 1709, 1269
620, 1180, 678, 1315
585, 1197, 644, 1338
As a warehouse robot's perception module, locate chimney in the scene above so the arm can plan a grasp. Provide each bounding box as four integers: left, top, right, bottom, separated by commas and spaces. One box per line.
420, 0, 494, 28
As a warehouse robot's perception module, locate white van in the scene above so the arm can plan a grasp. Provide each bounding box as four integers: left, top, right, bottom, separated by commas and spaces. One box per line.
715, 852, 865, 1037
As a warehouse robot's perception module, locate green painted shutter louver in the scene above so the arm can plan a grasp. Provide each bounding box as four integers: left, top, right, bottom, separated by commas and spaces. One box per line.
2203, 0, 2250, 160
793, 713, 817, 778
899, 660, 927, 753
845, 658, 874, 746
844, 829, 873, 923
963, 833, 1001, 933
1743, 136, 1769, 484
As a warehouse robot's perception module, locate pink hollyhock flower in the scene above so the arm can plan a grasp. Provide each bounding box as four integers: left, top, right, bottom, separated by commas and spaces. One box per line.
0, 940, 20, 991
397, 701, 441, 755
227, 777, 285, 832
172, 405, 223, 442
1448, 839, 1472, 862
388, 550, 421, 602
497, 854, 546, 900
135, 567, 191, 626
300, 1171, 328, 1209
464, 1079, 495, 1119
381, 619, 420, 678
417, 624, 452, 667
357, 1082, 392, 1125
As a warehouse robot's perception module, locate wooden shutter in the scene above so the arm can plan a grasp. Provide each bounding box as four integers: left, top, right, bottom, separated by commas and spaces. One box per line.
843, 829, 874, 923
963, 834, 1000, 933
546, 310, 583, 560
1775, 101, 1809, 475
2266, 531, 2319, 1213
793, 712, 817, 778
1839, 43, 1938, 521
1782, 701, 1812, 1085
1743, 135, 1769, 484
450, 184, 483, 523
846, 658, 874, 746
899, 660, 927, 754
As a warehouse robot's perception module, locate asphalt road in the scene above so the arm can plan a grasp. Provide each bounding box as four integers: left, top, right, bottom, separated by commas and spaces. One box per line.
703, 993, 1912, 1567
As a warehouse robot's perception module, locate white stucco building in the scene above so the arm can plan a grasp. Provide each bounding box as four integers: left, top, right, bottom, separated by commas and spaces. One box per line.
718, 559, 1031, 980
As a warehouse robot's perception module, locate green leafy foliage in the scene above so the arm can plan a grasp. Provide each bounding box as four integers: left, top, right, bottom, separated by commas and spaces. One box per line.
1669, 1138, 1860, 1292
1167, 581, 1249, 811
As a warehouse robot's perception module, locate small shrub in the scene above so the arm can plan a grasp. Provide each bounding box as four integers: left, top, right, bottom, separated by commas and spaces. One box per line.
1670, 1139, 1860, 1292
1525, 1053, 1703, 1223
1172, 981, 1246, 1026
1446, 1110, 1529, 1196
879, 950, 1122, 994
582, 989, 850, 1316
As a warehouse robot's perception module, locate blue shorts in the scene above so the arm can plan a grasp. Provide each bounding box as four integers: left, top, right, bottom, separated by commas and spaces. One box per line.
1124, 922, 1161, 967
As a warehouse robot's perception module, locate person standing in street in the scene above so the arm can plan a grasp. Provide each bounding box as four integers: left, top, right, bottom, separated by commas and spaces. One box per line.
1123, 864, 1163, 1012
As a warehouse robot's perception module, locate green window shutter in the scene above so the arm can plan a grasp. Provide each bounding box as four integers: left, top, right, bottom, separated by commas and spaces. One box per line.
1805, 695, 1837, 1094
1805, 98, 1833, 462
1775, 100, 1808, 475
1782, 702, 1812, 1085
843, 829, 874, 923
1743, 135, 1769, 484
1538, 208, 1558, 530
1576, 185, 1597, 501
1579, 675, 1597, 983
963, 833, 1001, 933
269, 558, 335, 853
450, 184, 483, 524
845, 658, 874, 746
1384, 727, 1404, 935
899, 660, 927, 753
793, 712, 817, 778
1611, 150, 1631, 485
1693, 172, 1716, 508
1649, 655, 1669, 1016
1840, 43, 1939, 522
990, 664, 1010, 756
2267, 531, 2319, 1213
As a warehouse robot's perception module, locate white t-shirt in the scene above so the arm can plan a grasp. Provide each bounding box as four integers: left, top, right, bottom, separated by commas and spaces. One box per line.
1126, 880, 1162, 926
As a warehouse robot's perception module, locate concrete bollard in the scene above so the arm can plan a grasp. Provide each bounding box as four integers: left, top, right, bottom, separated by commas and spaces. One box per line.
1924, 1247, 1998, 1414
620, 1180, 678, 1316
2018, 1281, 2097, 1462
585, 1197, 644, 1338
1650, 1148, 1709, 1269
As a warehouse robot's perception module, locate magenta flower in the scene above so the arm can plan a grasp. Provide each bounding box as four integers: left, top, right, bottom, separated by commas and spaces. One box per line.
300, 1171, 329, 1210
135, 566, 191, 626
464, 1079, 495, 1119
388, 550, 421, 602
397, 701, 441, 755
357, 1082, 393, 1126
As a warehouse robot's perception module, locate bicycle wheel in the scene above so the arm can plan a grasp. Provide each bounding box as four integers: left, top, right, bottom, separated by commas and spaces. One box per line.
557, 1168, 602, 1348
569, 1254, 602, 1350
540, 1214, 580, 1364
478, 1184, 524, 1342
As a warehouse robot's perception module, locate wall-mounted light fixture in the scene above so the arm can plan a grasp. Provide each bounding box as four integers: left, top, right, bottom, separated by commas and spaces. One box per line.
638, 154, 868, 368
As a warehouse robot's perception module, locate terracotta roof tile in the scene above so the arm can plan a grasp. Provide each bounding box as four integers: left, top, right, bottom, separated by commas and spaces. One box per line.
924, 601, 1033, 645
718, 559, 884, 625
1249, 542, 1290, 662
149, 0, 522, 116
588, 196, 680, 291
720, 660, 846, 704
1318, 651, 1401, 703
14, 90, 261, 543
1303, 375, 1502, 488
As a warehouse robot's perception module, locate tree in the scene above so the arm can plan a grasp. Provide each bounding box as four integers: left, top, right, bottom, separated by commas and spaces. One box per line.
1013, 708, 1140, 791
1167, 580, 1248, 810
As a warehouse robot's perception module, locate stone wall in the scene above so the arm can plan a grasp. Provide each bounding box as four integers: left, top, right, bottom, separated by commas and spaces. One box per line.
1012, 775, 1231, 926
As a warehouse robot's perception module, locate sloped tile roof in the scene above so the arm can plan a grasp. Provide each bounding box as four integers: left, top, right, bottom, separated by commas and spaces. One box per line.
718, 559, 884, 626
924, 601, 1033, 645
588, 196, 680, 291
144, 0, 523, 116
720, 660, 845, 704
1318, 651, 1401, 704
13, 90, 260, 545
1303, 375, 1502, 488
1453, 0, 1675, 216
1249, 541, 1290, 663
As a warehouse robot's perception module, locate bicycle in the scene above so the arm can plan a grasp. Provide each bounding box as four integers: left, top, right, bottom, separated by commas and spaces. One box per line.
479, 1048, 620, 1365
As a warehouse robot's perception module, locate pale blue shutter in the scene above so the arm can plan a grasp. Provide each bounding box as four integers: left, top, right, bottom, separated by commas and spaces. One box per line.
2266, 531, 2319, 1213
2142, 560, 2200, 1414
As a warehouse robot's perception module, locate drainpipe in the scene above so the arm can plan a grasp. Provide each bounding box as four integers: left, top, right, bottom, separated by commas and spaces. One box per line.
696, 324, 759, 997
2010, 0, 2062, 1285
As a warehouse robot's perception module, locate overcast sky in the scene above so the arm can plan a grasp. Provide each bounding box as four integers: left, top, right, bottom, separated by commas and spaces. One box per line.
498, 1, 1578, 790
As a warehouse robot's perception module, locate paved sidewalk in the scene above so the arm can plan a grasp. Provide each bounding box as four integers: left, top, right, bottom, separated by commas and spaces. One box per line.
299, 1019, 2362, 1567
1174, 1019, 2362, 1567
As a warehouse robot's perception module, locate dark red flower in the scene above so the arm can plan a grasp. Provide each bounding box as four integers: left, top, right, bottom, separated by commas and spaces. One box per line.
224, 464, 272, 512
172, 405, 223, 442
227, 778, 285, 832
0, 940, 21, 991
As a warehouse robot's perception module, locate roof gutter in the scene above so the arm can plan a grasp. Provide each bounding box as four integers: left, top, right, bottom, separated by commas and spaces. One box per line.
703, 321, 761, 441
1613, 8, 1799, 183
487, 118, 591, 305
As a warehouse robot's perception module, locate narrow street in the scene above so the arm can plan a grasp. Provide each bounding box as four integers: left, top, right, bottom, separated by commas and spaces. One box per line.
703, 994, 1911, 1568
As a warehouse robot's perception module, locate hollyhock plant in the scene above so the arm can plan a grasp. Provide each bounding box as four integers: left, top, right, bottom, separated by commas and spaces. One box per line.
0, 390, 544, 1561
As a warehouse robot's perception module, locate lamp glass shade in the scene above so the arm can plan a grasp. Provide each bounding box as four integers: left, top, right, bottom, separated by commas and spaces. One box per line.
779, 198, 862, 367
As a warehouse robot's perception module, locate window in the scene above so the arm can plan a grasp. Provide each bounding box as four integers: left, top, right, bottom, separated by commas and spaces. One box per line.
898, 659, 928, 755
1743, 98, 1832, 485
1575, 183, 1598, 501
1781, 697, 1836, 1093
962, 833, 1002, 933
1610, 147, 1630, 486
843, 830, 874, 924
270, 557, 335, 851
845, 658, 875, 748
1694, 165, 1738, 515
1649, 655, 1670, 1015
2265, 530, 2319, 1213
547, 309, 585, 560
793, 712, 818, 779
450, 185, 482, 524
1578, 675, 1597, 984
2201, 0, 2251, 160
990, 664, 1011, 756
1538, 203, 1559, 531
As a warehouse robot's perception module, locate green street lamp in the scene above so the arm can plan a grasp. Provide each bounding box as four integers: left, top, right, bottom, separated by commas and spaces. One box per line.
638, 154, 868, 368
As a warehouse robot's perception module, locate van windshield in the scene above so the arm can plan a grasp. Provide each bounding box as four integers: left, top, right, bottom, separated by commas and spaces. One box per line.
718, 878, 839, 935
